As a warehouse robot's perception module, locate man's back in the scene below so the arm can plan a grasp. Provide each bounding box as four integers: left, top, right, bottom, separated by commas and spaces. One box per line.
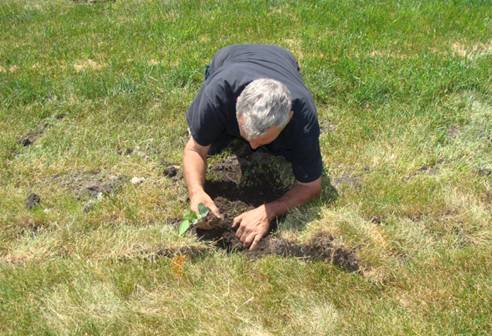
183, 45, 324, 249
186, 44, 322, 183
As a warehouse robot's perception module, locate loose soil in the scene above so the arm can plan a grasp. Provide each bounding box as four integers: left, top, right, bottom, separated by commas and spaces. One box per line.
194, 197, 360, 272
205, 153, 291, 206
161, 161, 181, 181
330, 172, 363, 191
186, 153, 361, 272
17, 114, 65, 147
51, 171, 129, 200
25, 193, 41, 209
18, 122, 49, 147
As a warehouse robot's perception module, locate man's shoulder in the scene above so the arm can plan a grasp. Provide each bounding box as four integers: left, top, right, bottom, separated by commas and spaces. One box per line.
204, 66, 253, 97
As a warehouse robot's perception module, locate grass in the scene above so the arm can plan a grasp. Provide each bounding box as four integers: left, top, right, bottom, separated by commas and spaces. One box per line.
0, 0, 491, 334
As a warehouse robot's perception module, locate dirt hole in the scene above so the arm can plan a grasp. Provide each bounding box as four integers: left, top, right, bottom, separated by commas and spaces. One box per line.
178, 153, 361, 273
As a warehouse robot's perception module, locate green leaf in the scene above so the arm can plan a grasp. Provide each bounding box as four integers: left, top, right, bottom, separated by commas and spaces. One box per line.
183, 209, 197, 222
178, 219, 192, 236
197, 203, 209, 219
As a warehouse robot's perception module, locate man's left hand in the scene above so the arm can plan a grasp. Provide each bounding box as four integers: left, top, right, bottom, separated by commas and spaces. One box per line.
232, 205, 271, 250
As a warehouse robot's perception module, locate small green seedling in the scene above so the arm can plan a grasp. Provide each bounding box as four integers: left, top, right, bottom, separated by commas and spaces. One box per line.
178, 203, 209, 235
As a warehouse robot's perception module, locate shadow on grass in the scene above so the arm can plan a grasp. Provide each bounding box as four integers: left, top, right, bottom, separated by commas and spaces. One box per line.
201, 140, 340, 234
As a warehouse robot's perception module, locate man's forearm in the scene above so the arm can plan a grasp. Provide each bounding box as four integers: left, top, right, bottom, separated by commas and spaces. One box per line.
265, 179, 321, 220
183, 144, 207, 198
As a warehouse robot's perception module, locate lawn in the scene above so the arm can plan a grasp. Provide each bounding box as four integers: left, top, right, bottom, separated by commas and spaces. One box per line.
0, 0, 491, 335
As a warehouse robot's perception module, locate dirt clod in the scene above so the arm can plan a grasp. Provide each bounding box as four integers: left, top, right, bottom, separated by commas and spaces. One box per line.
477, 168, 492, 176
163, 165, 179, 178
26, 193, 41, 209
370, 216, 383, 224
117, 147, 133, 155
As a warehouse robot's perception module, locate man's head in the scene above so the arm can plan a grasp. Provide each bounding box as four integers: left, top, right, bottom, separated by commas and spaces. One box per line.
236, 78, 293, 149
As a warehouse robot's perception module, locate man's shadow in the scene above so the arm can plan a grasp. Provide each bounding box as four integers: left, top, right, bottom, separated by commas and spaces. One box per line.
203, 141, 338, 234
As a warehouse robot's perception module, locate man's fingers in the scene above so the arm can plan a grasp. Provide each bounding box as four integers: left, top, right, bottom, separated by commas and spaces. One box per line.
209, 204, 223, 219
243, 233, 256, 247
232, 215, 242, 228
235, 224, 246, 239
249, 236, 262, 251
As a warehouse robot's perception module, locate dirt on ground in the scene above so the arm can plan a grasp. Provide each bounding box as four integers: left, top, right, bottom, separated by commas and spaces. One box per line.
193, 197, 360, 273
25, 193, 41, 209
51, 171, 129, 200
17, 114, 66, 147
179, 152, 362, 273
18, 122, 50, 147
161, 160, 182, 181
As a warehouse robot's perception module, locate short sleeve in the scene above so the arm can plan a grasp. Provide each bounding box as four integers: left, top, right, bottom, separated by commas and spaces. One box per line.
287, 99, 323, 183
186, 82, 227, 146
290, 135, 323, 183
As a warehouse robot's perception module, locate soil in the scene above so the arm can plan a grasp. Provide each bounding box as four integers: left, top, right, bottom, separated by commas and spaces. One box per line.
205, 153, 290, 206
477, 168, 492, 176
161, 160, 182, 182
149, 245, 210, 260
185, 153, 361, 273
51, 171, 129, 200
17, 114, 66, 147
163, 165, 178, 178
194, 198, 360, 272
18, 122, 49, 147
25, 193, 41, 209
369, 215, 383, 224
116, 147, 133, 156
330, 172, 363, 190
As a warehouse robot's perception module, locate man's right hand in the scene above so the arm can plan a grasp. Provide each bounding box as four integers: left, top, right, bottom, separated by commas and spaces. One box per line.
190, 189, 223, 220
183, 136, 223, 227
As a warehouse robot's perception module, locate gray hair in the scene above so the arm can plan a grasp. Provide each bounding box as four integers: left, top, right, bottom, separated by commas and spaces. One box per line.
236, 78, 292, 140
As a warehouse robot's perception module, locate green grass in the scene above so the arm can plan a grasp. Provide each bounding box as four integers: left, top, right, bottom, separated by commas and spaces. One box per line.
1, 0, 491, 335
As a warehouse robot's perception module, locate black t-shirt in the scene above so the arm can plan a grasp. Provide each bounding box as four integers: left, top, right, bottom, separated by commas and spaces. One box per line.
186, 44, 322, 183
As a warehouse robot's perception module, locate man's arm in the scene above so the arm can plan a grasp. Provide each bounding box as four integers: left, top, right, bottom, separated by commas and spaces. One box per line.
183, 137, 222, 218
233, 177, 321, 250
267, 178, 321, 219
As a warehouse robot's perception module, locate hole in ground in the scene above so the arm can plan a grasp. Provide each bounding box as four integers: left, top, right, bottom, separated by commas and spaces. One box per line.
193, 153, 361, 273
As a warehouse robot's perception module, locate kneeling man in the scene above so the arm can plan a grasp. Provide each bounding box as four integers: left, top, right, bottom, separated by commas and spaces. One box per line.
183, 44, 323, 250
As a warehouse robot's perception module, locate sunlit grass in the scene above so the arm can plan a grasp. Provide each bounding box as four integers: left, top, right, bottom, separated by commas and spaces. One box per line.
0, 0, 491, 335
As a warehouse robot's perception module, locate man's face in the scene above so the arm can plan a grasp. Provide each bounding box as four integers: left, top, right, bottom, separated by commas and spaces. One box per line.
238, 116, 284, 150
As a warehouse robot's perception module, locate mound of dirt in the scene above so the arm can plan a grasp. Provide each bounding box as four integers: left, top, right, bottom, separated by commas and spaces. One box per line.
161, 161, 181, 181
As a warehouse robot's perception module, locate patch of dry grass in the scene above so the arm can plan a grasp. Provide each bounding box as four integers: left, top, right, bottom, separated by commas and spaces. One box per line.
0, 0, 491, 335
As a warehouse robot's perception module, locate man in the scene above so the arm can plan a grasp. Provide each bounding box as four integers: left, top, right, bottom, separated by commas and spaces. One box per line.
183, 44, 322, 250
